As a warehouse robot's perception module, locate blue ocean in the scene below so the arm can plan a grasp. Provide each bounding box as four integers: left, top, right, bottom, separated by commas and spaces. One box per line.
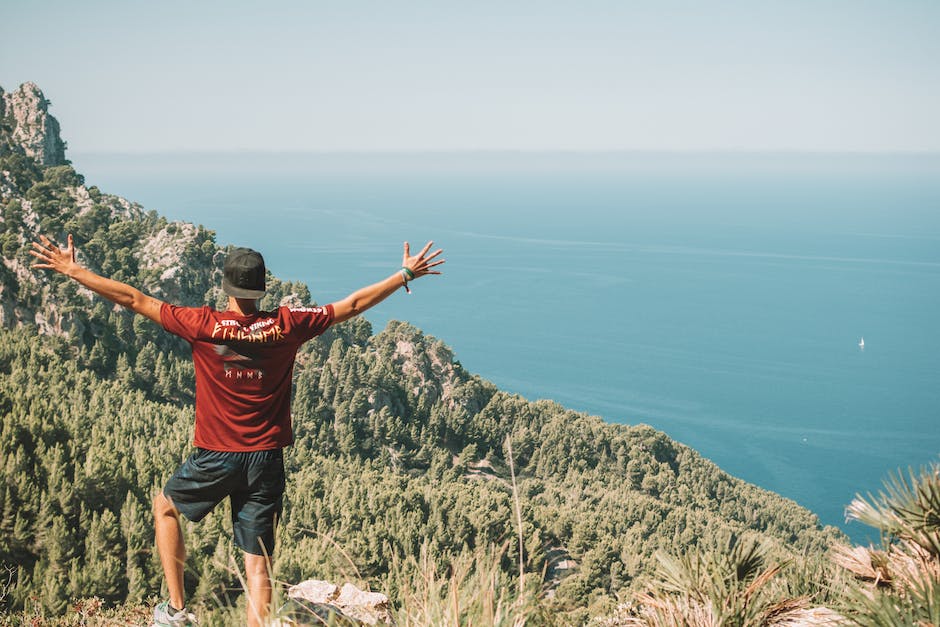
73, 152, 940, 541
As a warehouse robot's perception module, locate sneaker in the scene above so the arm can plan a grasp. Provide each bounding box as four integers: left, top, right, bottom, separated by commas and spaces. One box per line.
153, 600, 198, 626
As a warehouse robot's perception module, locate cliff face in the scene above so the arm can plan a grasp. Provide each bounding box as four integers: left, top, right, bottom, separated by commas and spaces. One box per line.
0, 82, 217, 337
1, 82, 68, 167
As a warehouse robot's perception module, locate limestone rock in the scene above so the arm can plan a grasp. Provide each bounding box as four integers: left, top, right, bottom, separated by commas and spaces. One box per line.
287, 579, 338, 604
273, 579, 393, 626
334, 583, 392, 624
139, 222, 221, 305
1, 82, 68, 166
0, 170, 15, 201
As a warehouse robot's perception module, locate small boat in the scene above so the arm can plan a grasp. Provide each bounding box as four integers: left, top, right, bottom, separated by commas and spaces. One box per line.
859, 337, 865, 350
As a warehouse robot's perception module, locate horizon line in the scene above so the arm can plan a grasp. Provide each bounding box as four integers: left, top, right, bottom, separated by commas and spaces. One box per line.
70, 148, 940, 157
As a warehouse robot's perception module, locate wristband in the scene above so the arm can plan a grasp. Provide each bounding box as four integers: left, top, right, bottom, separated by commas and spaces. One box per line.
399, 269, 412, 294
401, 267, 416, 280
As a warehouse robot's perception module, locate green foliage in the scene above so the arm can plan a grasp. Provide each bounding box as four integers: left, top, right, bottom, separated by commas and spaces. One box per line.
833, 464, 940, 626
0, 150, 42, 193
616, 465, 940, 626
846, 465, 940, 557
601, 536, 844, 626
24, 166, 85, 235
643, 536, 797, 625
260, 273, 313, 310
79, 220, 146, 283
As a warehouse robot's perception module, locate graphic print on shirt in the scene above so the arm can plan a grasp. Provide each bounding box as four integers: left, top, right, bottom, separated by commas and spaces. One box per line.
211, 317, 285, 343
213, 344, 265, 381
211, 318, 286, 383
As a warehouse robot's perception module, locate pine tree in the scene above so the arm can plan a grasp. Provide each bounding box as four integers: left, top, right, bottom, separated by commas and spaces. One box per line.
83, 509, 126, 603
120, 493, 152, 603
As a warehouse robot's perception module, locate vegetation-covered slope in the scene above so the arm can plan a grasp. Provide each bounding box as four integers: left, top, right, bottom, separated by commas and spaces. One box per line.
0, 83, 843, 623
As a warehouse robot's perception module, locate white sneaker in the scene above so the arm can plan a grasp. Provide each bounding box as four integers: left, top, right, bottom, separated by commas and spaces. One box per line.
153, 600, 198, 626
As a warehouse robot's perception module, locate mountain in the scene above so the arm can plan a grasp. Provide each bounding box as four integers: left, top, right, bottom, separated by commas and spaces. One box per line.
0, 83, 843, 623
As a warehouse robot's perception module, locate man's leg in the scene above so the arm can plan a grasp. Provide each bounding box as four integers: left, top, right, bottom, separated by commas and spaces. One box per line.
244, 552, 273, 627
234, 449, 285, 627
153, 492, 186, 611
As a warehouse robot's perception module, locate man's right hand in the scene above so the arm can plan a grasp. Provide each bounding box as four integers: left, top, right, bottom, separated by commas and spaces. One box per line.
31, 232, 165, 324
30, 234, 80, 277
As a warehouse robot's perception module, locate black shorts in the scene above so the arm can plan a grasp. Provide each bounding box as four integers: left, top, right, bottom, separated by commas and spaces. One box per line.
163, 448, 285, 555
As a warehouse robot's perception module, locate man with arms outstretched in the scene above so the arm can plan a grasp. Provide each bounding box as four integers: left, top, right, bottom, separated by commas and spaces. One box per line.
31, 234, 443, 627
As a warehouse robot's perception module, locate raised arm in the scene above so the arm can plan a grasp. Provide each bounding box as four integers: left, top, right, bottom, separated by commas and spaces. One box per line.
330, 241, 444, 325
30, 234, 165, 324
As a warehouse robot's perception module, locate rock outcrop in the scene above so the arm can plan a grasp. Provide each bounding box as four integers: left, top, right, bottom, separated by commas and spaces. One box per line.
374, 320, 488, 414
139, 221, 223, 305
1, 82, 68, 166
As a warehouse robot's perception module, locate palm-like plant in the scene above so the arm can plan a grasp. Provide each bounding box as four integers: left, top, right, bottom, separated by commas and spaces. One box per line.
603, 534, 841, 626
832, 463, 940, 626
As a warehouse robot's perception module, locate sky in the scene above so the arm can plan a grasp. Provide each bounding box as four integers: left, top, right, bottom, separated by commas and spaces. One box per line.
2, 0, 939, 153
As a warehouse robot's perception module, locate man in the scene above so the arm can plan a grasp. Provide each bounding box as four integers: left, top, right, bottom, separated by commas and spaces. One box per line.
31, 234, 443, 627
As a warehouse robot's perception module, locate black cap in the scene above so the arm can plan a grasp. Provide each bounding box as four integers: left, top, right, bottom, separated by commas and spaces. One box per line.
222, 247, 266, 299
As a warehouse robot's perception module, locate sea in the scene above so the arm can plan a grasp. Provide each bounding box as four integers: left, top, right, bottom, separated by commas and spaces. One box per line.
72, 151, 940, 542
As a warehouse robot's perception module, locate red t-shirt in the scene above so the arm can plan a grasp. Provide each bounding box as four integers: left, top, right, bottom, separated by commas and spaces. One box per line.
160, 302, 334, 451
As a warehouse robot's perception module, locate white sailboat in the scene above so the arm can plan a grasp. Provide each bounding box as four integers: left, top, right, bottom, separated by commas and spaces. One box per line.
859, 337, 865, 350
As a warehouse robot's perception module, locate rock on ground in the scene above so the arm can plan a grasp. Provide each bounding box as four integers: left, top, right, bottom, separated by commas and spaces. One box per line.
272, 579, 393, 626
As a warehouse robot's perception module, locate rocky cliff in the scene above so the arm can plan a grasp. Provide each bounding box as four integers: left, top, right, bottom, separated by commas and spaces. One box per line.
1, 82, 68, 167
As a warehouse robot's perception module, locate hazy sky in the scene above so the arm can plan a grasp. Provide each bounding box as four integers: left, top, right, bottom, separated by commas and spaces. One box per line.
2, 1, 938, 152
